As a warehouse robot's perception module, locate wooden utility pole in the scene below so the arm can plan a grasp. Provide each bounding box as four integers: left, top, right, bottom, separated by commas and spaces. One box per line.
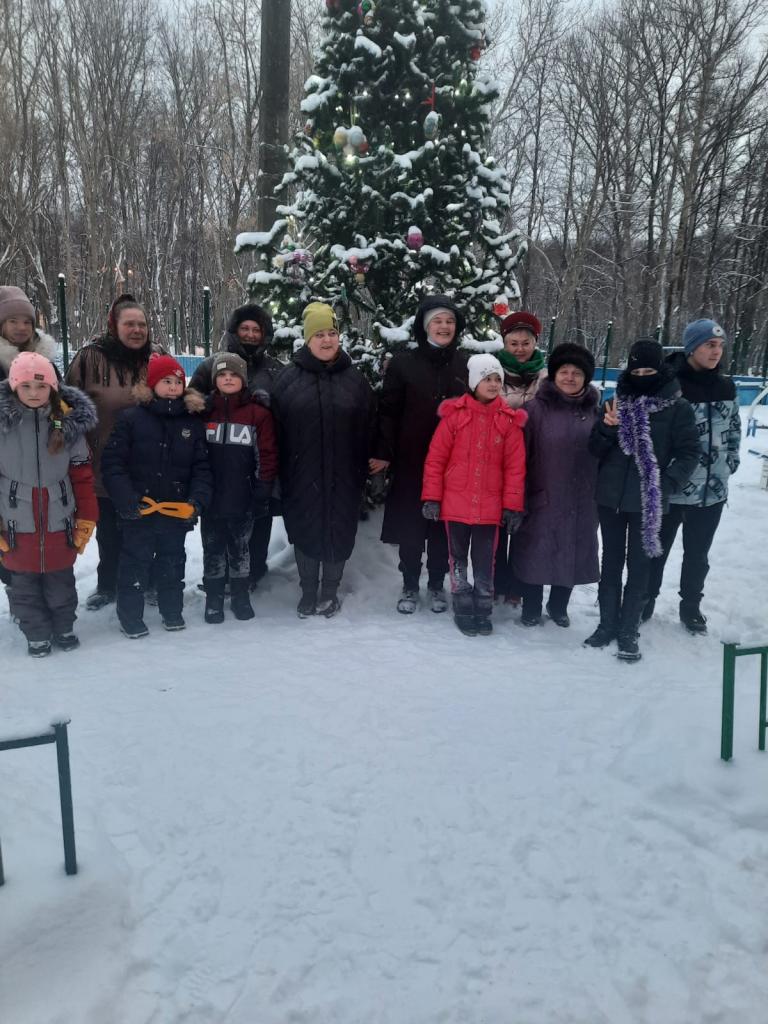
257, 0, 292, 231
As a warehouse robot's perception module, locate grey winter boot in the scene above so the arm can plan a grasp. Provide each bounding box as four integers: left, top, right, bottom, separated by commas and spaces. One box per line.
204, 579, 226, 624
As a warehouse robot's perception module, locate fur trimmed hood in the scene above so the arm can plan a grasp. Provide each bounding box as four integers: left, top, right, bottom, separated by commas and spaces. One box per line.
0, 379, 97, 442
0, 330, 58, 376
132, 381, 206, 414
437, 392, 528, 428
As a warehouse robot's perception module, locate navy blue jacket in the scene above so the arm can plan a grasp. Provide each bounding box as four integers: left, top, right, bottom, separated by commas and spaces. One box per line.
101, 384, 213, 516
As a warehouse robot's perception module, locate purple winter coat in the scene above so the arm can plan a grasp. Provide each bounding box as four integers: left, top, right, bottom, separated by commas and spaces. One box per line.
513, 379, 600, 587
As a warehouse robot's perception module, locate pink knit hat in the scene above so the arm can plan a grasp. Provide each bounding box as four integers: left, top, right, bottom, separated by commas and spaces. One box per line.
8, 351, 58, 392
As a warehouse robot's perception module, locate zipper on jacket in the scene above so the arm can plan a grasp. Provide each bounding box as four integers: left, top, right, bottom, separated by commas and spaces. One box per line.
701, 402, 712, 508
34, 409, 45, 573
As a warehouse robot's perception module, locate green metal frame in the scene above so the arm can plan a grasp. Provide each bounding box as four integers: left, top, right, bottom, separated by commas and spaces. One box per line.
0, 720, 77, 884
721, 642, 768, 761
57, 274, 69, 371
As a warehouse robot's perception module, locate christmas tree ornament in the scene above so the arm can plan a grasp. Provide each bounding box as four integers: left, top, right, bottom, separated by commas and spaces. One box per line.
423, 110, 440, 140
304, 120, 314, 136
325, 0, 340, 10
406, 226, 424, 251
357, 138, 370, 155
492, 295, 510, 318
470, 44, 482, 60
348, 125, 365, 147
333, 126, 348, 150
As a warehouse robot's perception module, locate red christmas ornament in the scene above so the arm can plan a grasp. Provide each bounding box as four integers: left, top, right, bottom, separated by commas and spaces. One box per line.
357, 138, 370, 154
470, 44, 482, 61
493, 296, 510, 318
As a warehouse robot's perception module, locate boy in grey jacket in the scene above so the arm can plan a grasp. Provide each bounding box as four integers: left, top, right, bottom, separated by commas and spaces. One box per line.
644, 319, 741, 634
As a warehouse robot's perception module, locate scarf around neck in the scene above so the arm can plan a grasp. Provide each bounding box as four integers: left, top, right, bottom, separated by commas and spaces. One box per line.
497, 347, 546, 377
617, 393, 676, 557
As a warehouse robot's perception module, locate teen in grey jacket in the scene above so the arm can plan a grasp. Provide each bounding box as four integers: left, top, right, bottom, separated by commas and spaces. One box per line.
644, 320, 741, 633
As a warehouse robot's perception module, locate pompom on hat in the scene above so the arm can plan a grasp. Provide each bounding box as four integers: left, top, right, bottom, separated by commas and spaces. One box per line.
500, 310, 542, 339
468, 353, 504, 391
9, 351, 58, 392
146, 353, 186, 390
683, 318, 726, 356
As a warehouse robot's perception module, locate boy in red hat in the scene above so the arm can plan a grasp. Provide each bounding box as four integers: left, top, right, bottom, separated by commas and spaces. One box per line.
101, 354, 212, 637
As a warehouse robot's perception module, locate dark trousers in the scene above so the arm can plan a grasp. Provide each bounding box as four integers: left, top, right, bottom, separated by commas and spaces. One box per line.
95, 496, 120, 595
646, 502, 725, 607
521, 583, 573, 618
117, 518, 188, 624
295, 547, 345, 599
446, 521, 499, 617
202, 515, 254, 581
598, 506, 651, 638
398, 521, 449, 590
249, 515, 272, 582
11, 568, 78, 642
494, 534, 522, 598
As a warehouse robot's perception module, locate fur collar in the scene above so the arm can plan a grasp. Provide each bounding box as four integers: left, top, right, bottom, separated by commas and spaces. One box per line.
132, 381, 205, 414
0, 380, 97, 442
0, 330, 58, 375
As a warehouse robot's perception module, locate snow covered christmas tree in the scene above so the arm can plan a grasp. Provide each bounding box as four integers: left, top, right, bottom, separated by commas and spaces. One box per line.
235, 0, 526, 365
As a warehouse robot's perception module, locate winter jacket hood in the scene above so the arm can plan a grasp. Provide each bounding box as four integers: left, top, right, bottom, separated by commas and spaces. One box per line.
132, 381, 206, 415
412, 295, 466, 354
436, 391, 528, 428
0, 329, 58, 379
293, 344, 353, 375
0, 380, 97, 443
666, 350, 736, 403
225, 303, 274, 345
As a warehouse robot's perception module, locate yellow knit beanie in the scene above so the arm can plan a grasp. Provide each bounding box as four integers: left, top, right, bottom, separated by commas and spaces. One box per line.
303, 302, 338, 342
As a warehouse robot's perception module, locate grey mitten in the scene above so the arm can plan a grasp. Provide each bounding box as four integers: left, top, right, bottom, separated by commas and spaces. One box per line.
422, 500, 441, 521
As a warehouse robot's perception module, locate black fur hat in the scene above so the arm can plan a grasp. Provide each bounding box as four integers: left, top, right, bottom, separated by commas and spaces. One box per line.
547, 343, 595, 384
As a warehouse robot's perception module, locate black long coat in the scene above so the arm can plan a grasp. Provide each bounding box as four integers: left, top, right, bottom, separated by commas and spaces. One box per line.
271, 346, 374, 562
375, 321, 468, 547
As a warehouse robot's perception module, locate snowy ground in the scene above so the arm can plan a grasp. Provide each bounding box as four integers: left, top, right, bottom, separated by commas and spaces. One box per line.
2, 412, 768, 1024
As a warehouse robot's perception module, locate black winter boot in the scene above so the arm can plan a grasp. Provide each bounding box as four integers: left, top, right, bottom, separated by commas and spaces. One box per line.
616, 589, 645, 661
641, 596, 656, 623
454, 614, 478, 637
230, 578, 255, 621
680, 601, 707, 635
204, 580, 226, 624
584, 585, 621, 647
297, 588, 317, 618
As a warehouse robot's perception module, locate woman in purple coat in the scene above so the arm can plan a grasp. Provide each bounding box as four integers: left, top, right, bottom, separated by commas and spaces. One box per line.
513, 344, 600, 626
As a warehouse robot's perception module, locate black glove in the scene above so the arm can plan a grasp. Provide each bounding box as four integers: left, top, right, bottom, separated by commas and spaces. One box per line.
187, 501, 202, 528
502, 509, 524, 534
422, 500, 441, 521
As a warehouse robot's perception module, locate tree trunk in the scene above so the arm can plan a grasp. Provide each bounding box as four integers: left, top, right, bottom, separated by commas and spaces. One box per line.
257, 0, 292, 231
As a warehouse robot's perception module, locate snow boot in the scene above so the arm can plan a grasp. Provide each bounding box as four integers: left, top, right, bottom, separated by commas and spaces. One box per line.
162, 615, 186, 631
28, 639, 52, 657
546, 602, 570, 628
427, 587, 448, 613
521, 611, 541, 626
230, 578, 255, 621
397, 588, 419, 614
85, 589, 114, 611
680, 601, 707, 635
454, 614, 478, 637
476, 616, 493, 636
616, 633, 642, 661
120, 619, 149, 639
53, 633, 80, 652
297, 588, 317, 618
317, 594, 341, 618
584, 584, 620, 647
204, 580, 225, 624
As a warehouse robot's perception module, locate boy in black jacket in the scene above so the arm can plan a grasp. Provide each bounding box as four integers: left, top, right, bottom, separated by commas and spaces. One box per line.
102, 355, 212, 637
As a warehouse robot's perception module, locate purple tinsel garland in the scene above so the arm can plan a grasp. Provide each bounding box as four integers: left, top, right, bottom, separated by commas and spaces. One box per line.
617, 395, 676, 557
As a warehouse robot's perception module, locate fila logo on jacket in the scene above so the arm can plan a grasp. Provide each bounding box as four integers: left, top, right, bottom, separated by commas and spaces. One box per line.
205, 422, 256, 446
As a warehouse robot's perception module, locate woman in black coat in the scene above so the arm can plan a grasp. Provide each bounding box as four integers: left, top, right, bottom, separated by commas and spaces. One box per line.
586, 339, 699, 662
271, 302, 374, 618
371, 295, 468, 614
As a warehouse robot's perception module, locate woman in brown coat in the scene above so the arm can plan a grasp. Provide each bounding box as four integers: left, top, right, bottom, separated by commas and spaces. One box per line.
65, 294, 162, 609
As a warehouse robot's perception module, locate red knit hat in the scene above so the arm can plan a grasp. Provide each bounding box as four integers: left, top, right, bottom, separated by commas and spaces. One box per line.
500, 310, 542, 339
146, 353, 185, 390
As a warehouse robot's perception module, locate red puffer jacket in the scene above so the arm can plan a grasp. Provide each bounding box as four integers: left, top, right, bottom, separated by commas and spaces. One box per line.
421, 394, 527, 525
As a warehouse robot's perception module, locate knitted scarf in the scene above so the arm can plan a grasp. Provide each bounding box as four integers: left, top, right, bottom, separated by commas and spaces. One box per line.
497, 347, 546, 377
617, 394, 676, 557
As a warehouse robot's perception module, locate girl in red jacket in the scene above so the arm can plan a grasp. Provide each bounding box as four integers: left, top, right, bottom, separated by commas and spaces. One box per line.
0, 352, 99, 656
421, 354, 527, 636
